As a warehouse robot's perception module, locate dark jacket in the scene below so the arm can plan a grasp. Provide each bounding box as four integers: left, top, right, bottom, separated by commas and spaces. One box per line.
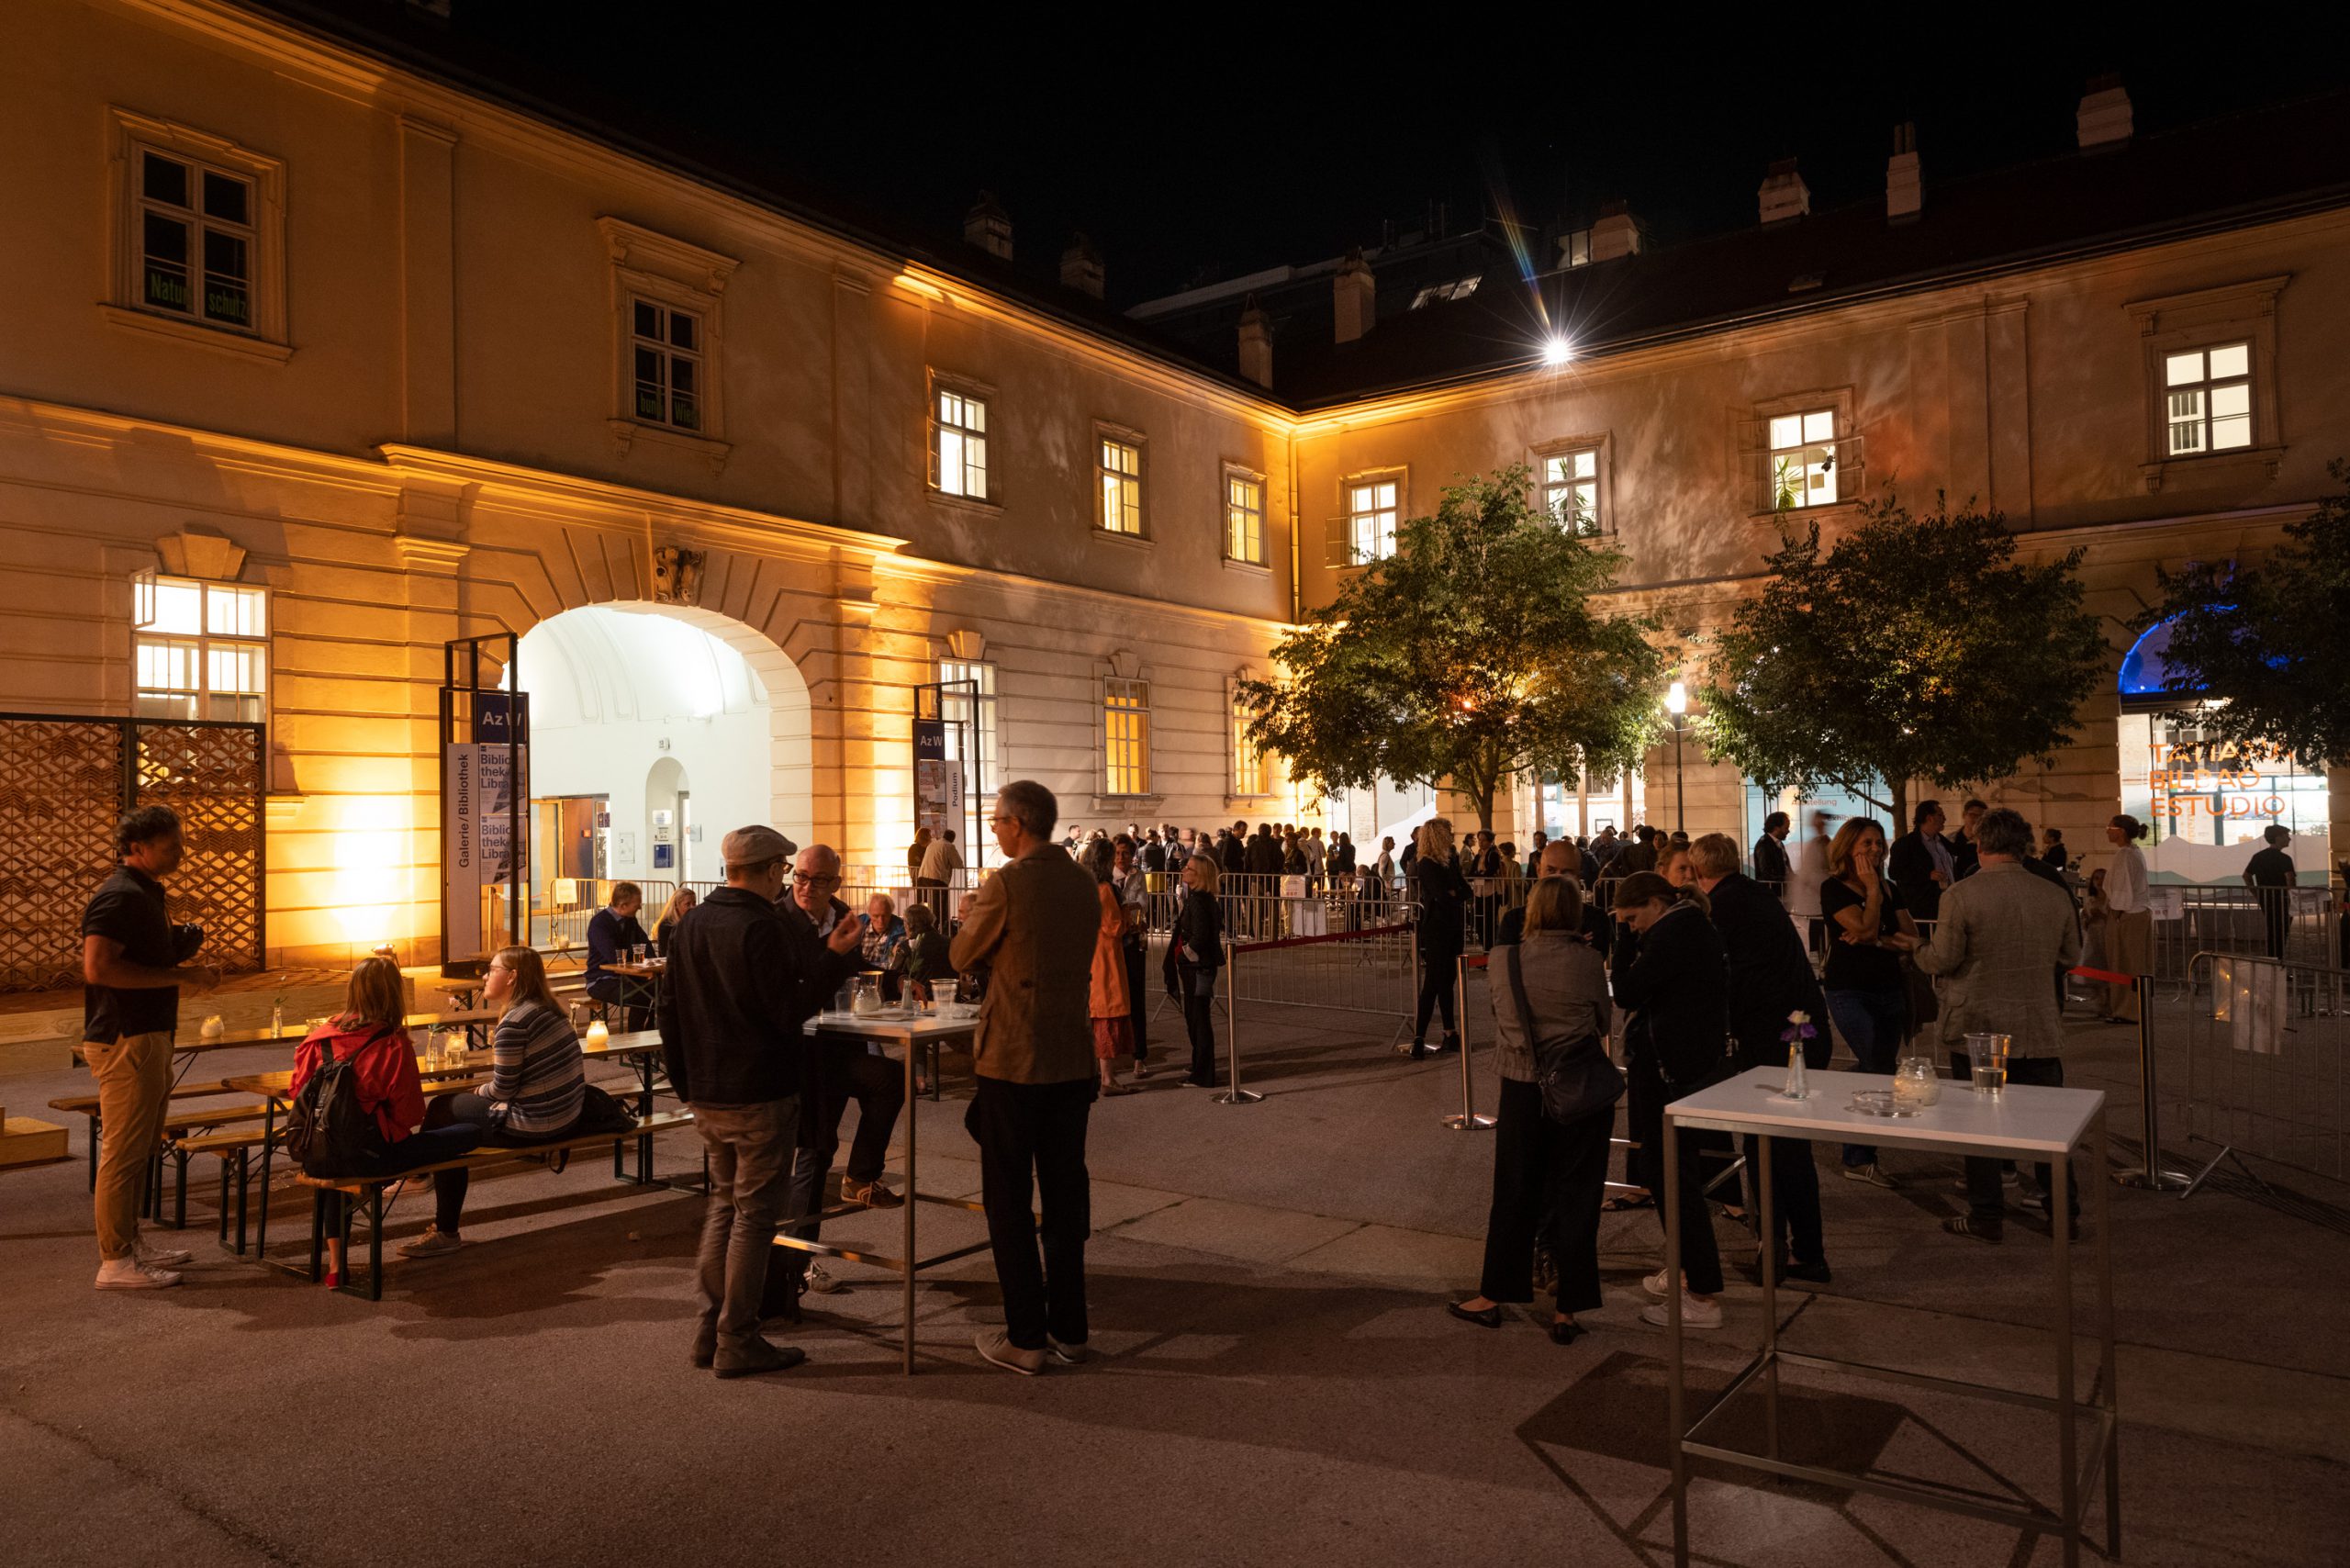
1218, 834, 1246, 874
1173, 887, 1225, 971
587, 906, 650, 986
1751, 833, 1792, 889
1886, 831, 1946, 922
1610, 901, 1731, 1089
1245, 833, 1283, 877
1411, 855, 1472, 954
1706, 873, 1827, 1067
1494, 901, 1610, 950
656, 887, 854, 1106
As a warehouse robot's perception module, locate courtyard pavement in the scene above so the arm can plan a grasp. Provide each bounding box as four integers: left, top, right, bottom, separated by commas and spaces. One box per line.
3, 993, 2346, 1567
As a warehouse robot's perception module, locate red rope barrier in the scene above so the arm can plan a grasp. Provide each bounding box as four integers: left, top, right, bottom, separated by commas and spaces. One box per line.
1231, 921, 1413, 955
2066, 965, 2138, 986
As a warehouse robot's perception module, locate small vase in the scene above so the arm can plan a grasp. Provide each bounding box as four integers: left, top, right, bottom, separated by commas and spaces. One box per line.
1782, 1045, 1809, 1101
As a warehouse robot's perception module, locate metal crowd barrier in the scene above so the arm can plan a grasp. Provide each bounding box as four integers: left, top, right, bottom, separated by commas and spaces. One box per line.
2152, 884, 2344, 986
1203, 899, 1424, 1102
1455, 950, 1650, 1194
541, 878, 678, 957
2177, 951, 2348, 1198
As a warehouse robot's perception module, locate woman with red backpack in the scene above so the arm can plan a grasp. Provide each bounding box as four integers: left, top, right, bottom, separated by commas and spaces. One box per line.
288, 957, 482, 1285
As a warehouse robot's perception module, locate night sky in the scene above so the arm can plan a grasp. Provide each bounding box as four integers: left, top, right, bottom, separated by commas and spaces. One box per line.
278, 3, 2344, 305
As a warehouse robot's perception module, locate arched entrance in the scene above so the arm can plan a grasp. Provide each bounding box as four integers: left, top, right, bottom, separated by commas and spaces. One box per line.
515, 600, 812, 909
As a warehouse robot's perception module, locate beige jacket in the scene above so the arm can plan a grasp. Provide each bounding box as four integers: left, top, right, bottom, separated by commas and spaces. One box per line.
1913, 861, 2082, 1057
948, 843, 1100, 1084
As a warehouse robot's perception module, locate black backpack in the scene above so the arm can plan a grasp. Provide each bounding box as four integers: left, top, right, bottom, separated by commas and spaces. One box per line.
285, 1030, 396, 1177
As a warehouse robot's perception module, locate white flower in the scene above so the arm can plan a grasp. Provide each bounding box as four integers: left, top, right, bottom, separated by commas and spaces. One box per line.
1786, 1010, 1810, 1025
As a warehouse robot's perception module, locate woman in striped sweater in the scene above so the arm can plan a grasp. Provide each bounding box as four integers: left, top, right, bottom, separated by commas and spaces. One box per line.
397, 944, 587, 1260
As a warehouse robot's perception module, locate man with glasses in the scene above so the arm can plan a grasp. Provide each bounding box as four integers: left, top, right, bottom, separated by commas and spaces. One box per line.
951, 780, 1102, 1374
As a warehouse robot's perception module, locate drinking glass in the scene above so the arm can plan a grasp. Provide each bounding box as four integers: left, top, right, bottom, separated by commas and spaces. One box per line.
934, 979, 959, 1013
1964, 1032, 2009, 1098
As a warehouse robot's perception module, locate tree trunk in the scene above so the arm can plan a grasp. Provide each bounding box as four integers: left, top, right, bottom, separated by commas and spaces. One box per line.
1890, 779, 1908, 834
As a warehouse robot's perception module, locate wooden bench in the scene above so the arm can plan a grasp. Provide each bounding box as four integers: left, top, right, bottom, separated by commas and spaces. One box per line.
50, 1080, 255, 1204
294, 1110, 699, 1299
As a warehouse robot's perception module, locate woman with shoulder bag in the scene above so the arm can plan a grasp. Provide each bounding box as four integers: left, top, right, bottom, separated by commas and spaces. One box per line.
1172, 855, 1226, 1088
1448, 877, 1617, 1344
1608, 870, 1734, 1330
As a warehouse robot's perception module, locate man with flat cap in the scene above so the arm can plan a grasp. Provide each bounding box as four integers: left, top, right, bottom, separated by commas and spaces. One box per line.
658, 824, 862, 1378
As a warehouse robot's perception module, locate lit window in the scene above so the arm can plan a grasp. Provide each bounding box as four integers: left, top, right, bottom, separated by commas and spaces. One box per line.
630, 297, 703, 432
1225, 468, 1265, 564
939, 659, 999, 798
934, 388, 990, 499
1232, 700, 1268, 797
1558, 229, 1592, 269
1104, 678, 1150, 796
1097, 435, 1144, 535
133, 572, 267, 724
1346, 476, 1401, 564
1766, 409, 1840, 510
1409, 276, 1483, 308
2164, 342, 2253, 456
1540, 448, 1604, 534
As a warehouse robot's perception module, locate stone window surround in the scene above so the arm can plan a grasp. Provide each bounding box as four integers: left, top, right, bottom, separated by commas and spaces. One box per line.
103, 106, 291, 362
599, 217, 738, 470
1222, 461, 1269, 567
1092, 421, 1149, 542
1336, 465, 1408, 568
1744, 386, 1858, 517
2127, 274, 2288, 494
1093, 648, 1159, 810
1529, 432, 1613, 536
926, 368, 999, 509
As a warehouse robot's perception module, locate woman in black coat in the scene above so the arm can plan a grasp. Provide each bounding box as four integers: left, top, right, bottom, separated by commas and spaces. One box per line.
1171, 855, 1227, 1088
1409, 820, 1473, 1058
1608, 870, 1732, 1331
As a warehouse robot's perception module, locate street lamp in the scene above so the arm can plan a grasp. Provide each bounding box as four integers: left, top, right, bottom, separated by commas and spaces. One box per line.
1664, 680, 1688, 834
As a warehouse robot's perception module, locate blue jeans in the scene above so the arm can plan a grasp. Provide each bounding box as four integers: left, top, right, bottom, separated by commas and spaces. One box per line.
1826, 988, 1907, 1167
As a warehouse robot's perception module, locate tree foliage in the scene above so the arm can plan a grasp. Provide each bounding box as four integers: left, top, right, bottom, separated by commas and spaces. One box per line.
2137, 458, 2350, 767
1695, 493, 2106, 826
1238, 467, 1667, 831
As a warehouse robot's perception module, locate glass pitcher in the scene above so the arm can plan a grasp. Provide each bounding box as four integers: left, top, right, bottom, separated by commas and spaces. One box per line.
850, 974, 884, 1016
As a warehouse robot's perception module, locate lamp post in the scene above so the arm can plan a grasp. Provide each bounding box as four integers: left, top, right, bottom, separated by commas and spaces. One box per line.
1664, 680, 1687, 835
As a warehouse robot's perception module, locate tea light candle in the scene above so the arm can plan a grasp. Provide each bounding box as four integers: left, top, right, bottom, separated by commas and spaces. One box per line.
584, 1020, 610, 1047
199, 1015, 225, 1039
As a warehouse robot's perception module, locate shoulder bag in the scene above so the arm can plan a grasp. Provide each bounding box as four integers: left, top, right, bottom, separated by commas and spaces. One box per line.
1503, 945, 1624, 1125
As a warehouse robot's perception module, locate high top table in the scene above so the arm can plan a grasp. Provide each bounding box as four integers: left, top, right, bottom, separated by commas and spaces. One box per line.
1661, 1067, 2117, 1568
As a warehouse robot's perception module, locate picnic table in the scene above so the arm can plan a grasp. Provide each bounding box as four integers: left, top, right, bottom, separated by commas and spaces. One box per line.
603, 958, 666, 1021
72, 1009, 501, 1078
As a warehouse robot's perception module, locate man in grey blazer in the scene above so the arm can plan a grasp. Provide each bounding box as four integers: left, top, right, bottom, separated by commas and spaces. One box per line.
1914, 807, 2083, 1242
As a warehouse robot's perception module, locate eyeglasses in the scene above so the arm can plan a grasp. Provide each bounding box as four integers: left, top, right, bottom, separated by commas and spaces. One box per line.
800, 873, 843, 888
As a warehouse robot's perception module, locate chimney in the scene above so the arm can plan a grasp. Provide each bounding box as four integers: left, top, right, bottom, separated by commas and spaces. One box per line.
963, 191, 1012, 261
1332, 252, 1375, 343
1237, 301, 1272, 389
1059, 232, 1103, 299
1758, 158, 1809, 224
1886, 122, 1921, 222
1589, 199, 1642, 262
2077, 73, 2132, 151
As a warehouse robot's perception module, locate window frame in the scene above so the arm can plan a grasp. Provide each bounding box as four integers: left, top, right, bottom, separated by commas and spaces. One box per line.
1531, 436, 1611, 536
1229, 680, 1270, 800
105, 108, 289, 360
1745, 389, 1859, 517
2126, 275, 2288, 494
598, 218, 738, 467
1334, 468, 1406, 567
131, 569, 270, 729
627, 295, 707, 436
2160, 342, 2254, 459
928, 375, 995, 505
1222, 462, 1268, 566
1102, 676, 1152, 798
937, 657, 1000, 801
1093, 425, 1147, 539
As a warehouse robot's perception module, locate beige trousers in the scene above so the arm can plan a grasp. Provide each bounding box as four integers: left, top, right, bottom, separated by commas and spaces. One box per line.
2106, 910, 2154, 1022
84, 1029, 173, 1260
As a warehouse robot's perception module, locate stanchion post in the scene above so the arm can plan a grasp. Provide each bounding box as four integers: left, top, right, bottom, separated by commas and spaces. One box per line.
1214, 936, 1261, 1104
1443, 952, 1494, 1131
2115, 970, 2187, 1189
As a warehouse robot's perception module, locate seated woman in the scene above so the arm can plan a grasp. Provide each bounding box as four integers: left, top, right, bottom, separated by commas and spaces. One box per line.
654, 887, 697, 954
891, 902, 955, 1000
397, 944, 585, 1260
289, 957, 483, 1286
860, 893, 907, 998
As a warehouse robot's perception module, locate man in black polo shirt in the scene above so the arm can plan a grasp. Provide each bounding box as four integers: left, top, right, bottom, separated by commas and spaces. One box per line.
81, 805, 218, 1290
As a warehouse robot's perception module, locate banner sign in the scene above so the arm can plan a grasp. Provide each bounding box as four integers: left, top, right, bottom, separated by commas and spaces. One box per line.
442, 691, 528, 962
913, 716, 963, 842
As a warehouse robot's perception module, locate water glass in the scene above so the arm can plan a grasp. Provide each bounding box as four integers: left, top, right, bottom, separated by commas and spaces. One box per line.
934, 979, 958, 1012
1964, 1032, 2009, 1098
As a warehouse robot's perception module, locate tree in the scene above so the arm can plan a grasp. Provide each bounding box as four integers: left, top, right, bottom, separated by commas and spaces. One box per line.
1237, 467, 1666, 834
1696, 493, 2106, 828
2136, 457, 2350, 767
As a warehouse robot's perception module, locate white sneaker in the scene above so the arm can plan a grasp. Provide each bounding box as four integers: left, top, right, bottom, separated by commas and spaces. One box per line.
803, 1263, 845, 1295
1641, 1267, 1673, 1300
397, 1226, 464, 1259
1640, 1292, 1723, 1329
133, 1235, 194, 1269
1841, 1162, 1900, 1190
95, 1256, 181, 1291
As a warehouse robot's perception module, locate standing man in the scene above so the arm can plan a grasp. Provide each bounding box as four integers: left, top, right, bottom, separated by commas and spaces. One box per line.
659, 826, 861, 1377
1888, 801, 1953, 924
1690, 834, 1832, 1282
2244, 825, 2297, 961
1949, 799, 1989, 882
585, 882, 652, 1032
1914, 809, 2083, 1243
950, 779, 1101, 1375
81, 805, 217, 1290
774, 844, 908, 1300
1790, 810, 1835, 956
917, 826, 966, 913
1218, 823, 1247, 877
1111, 834, 1152, 1076
1303, 825, 1326, 891
1751, 812, 1793, 897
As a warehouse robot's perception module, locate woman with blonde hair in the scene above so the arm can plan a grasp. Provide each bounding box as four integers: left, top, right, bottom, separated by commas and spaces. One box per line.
1410, 818, 1473, 1058
397, 943, 587, 1260
1173, 853, 1226, 1087
1818, 817, 1919, 1186
655, 887, 697, 954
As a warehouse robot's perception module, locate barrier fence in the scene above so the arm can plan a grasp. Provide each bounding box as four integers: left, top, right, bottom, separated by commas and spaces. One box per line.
2152, 885, 2344, 984
2177, 951, 2347, 1196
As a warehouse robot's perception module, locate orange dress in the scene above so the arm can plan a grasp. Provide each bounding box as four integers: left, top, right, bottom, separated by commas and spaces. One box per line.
1089, 881, 1134, 1060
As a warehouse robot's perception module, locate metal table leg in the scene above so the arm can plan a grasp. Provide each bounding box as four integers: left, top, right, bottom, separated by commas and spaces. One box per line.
2054, 1137, 2077, 1568
2097, 1109, 2121, 1554
1758, 1131, 1779, 1462
255, 1098, 277, 1258
1666, 1114, 1689, 1567
902, 1028, 917, 1376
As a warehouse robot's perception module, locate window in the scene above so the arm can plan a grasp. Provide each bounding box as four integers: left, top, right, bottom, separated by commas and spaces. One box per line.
1224, 467, 1265, 564
106, 110, 287, 356
1540, 447, 1604, 534
938, 659, 999, 797
1558, 229, 1592, 269
1103, 678, 1150, 796
1339, 475, 1402, 565
933, 388, 990, 499
1765, 409, 1840, 510
132, 573, 267, 724
1410, 276, 1482, 308
1096, 433, 1144, 535
2164, 342, 2253, 457
1231, 700, 1269, 797
137, 150, 254, 329
630, 297, 704, 432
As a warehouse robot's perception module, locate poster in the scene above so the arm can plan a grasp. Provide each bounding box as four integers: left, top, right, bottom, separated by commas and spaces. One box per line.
913, 716, 963, 842
442, 690, 528, 964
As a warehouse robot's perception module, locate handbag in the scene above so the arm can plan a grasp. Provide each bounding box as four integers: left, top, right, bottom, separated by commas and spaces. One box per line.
1501, 944, 1624, 1125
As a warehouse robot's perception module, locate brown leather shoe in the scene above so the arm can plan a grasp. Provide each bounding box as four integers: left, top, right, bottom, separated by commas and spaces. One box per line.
839, 1177, 902, 1209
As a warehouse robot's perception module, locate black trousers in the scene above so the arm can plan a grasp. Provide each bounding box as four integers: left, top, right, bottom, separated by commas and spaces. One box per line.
1662, 1114, 1727, 1296
1741, 1133, 1826, 1267
1624, 1051, 1665, 1200
967, 1076, 1094, 1350
1949, 1052, 2077, 1225
1123, 939, 1148, 1066
1413, 945, 1460, 1041
777, 1041, 907, 1280
1181, 968, 1221, 1086
585, 975, 650, 1034
421, 1091, 578, 1234
1479, 1080, 1612, 1313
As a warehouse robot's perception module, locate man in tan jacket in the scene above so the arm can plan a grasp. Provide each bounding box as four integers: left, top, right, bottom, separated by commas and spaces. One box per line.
949, 778, 1102, 1374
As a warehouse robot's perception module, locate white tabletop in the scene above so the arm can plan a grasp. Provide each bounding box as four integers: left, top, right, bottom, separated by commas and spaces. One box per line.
1665, 1067, 2105, 1158
807, 1010, 979, 1042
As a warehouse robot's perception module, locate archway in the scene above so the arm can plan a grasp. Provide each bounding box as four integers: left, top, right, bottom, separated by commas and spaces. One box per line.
514, 600, 812, 912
